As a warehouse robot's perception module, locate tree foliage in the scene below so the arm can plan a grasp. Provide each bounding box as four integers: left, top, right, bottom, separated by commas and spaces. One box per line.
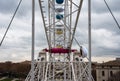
0, 61, 30, 78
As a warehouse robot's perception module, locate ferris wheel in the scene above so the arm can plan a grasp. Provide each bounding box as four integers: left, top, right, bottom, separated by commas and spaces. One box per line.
25, 0, 94, 81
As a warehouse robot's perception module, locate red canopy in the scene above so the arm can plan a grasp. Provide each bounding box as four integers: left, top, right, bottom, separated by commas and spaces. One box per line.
44, 48, 77, 54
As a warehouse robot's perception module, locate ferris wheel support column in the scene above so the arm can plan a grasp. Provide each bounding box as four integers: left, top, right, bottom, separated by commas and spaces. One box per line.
88, 0, 92, 81
31, 0, 35, 81
70, 0, 83, 48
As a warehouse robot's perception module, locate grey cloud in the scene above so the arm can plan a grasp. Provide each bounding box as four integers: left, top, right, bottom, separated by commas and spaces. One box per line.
105, 0, 120, 12
0, 50, 31, 62
0, 0, 18, 14
92, 0, 120, 13
0, 0, 32, 18
91, 13, 120, 33
0, 0, 120, 62
92, 46, 120, 57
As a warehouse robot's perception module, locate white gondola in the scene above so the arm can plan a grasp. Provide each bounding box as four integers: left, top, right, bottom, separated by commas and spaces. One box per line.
80, 46, 88, 58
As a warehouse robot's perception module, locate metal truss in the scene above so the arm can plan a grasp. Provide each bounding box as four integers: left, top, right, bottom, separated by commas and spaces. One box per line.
25, 52, 94, 81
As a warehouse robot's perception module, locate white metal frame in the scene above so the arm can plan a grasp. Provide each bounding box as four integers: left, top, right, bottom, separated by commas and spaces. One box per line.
25, 0, 94, 81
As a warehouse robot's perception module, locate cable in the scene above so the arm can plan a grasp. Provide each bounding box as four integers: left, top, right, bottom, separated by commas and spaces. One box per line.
104, 0, 120, 29
0, 0, 23, 46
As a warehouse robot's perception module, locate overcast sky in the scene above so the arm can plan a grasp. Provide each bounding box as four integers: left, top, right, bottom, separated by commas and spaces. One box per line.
0, 0, 120, 62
